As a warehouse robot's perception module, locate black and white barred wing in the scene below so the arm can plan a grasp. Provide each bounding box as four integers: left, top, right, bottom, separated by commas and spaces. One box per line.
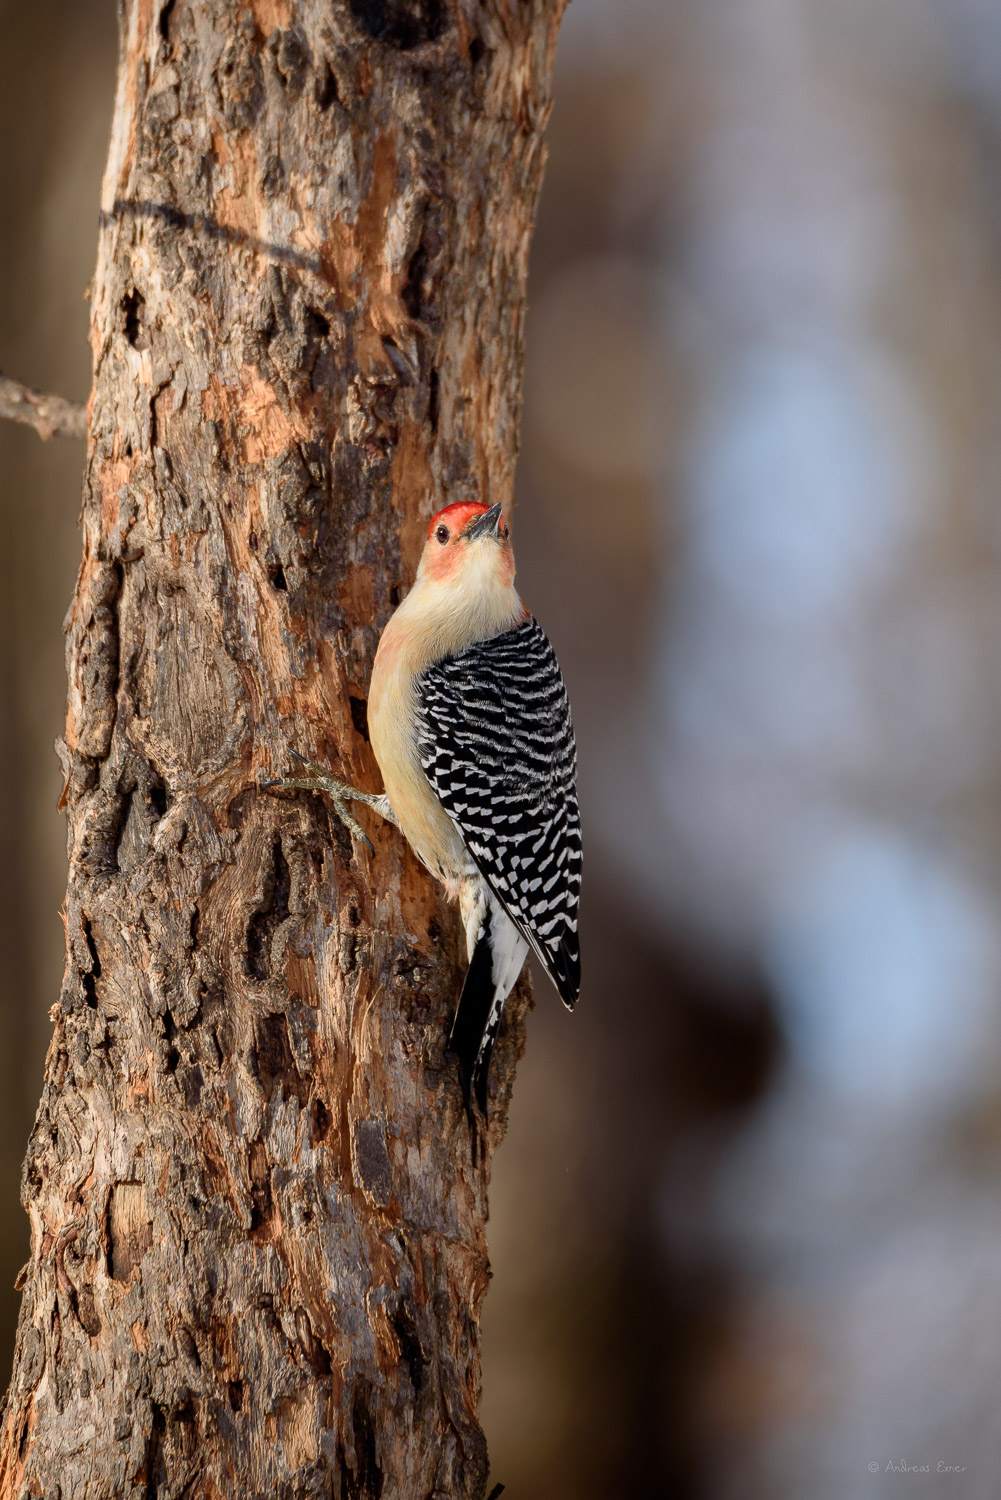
416, 617, 582, 1007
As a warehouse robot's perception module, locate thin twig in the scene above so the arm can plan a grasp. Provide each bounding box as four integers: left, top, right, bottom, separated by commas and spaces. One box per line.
0, 373, 87, 441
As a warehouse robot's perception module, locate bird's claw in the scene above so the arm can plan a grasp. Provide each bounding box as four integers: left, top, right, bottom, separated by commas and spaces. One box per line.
260, 750, 377, 855
329, 796, 375, 855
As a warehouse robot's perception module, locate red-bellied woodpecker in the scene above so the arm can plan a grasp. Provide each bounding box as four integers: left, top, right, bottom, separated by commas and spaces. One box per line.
264, 500, 582, 1111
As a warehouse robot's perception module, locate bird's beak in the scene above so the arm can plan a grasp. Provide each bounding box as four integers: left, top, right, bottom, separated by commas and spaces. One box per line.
464, 502, 504, 542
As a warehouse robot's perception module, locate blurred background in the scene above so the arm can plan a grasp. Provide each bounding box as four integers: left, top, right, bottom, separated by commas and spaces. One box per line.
3, 0, 1001, 1494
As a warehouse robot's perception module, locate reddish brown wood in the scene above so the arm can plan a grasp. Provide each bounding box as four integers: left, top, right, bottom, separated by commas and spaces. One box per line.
0, 1, 564, 1494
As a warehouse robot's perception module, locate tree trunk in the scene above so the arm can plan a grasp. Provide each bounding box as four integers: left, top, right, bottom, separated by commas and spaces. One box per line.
0, 1, 564, 1494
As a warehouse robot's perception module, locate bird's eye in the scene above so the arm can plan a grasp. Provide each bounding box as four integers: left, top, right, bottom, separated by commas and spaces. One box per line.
499, 522, 509, 540
435, 525, 449, 544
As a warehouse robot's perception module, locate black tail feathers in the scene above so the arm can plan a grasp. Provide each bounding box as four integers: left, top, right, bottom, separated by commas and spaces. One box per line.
548, 927, 581, 1011
449, 927, 498, 1117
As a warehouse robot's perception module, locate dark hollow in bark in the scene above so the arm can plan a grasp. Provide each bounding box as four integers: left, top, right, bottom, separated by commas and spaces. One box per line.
0, 1, 564, 1494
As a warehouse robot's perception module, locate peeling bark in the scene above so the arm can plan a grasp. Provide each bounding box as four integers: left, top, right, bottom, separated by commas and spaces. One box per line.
0, 1, 564, 1494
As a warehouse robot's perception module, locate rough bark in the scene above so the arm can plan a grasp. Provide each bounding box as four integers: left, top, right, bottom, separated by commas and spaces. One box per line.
0, 1, 563, 1495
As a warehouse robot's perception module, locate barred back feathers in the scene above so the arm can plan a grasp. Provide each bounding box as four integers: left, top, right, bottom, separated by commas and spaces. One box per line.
415, 616, 582, 1007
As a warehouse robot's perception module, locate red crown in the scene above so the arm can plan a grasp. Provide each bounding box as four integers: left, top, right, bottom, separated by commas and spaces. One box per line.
425, 502, 491, 541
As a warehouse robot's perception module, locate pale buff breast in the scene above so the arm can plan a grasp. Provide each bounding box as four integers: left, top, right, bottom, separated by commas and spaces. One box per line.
368, 614, 469, 888
367, 553, 526, 891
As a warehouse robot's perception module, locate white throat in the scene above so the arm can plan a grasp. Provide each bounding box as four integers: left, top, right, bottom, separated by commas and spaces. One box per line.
396, 544, 524, 671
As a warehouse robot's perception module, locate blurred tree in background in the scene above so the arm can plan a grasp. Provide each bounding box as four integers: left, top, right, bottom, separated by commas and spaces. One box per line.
5, 0, 1001, 1496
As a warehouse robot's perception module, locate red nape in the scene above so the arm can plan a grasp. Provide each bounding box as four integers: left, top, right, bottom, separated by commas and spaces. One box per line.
425, 501, 490, 540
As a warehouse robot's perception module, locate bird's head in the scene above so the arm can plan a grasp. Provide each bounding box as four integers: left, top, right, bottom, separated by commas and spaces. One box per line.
417, 501, 516, 590
381, 500, 525, 664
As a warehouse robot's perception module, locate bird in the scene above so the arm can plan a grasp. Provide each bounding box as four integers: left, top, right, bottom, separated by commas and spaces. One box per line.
264, 500, 581, 1113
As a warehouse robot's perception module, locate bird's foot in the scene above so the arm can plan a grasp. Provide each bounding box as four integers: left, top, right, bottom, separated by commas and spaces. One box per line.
260, 749, 380, 852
